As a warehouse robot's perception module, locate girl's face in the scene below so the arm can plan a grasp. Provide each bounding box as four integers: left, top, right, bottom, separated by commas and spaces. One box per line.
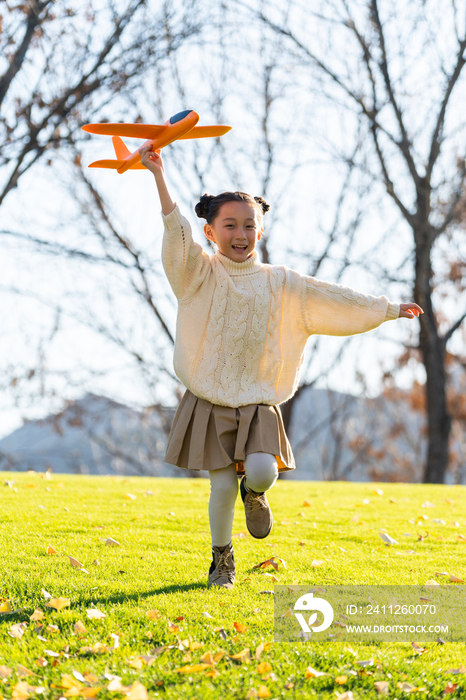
204, 201, 263, 262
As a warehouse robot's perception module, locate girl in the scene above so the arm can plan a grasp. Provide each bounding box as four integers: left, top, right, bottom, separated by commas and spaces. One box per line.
140, 145, 423, 590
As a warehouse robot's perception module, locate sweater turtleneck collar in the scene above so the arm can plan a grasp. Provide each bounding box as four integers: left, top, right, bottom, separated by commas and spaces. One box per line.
215, 249, 263, 276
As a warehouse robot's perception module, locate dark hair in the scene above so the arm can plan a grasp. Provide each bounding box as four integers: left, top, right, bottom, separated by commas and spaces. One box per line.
195, 191, 270, 224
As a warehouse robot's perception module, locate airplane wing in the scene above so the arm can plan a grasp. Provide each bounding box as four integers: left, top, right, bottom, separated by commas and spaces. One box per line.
88, 159, 146, 170
83, 123, 231, 140
83, 124, 166, 138
178, 126, 232, 139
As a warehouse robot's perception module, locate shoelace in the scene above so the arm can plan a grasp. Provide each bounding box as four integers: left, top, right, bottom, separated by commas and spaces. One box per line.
213, 549, 235, 582
245, 491, 268, 513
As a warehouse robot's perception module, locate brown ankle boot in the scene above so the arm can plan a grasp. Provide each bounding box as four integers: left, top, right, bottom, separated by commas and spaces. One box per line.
208, 542, 235, 589
240, 475, 273, 539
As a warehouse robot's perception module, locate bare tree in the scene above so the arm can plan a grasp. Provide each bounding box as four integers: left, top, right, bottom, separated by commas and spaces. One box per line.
241, 0, 466, 482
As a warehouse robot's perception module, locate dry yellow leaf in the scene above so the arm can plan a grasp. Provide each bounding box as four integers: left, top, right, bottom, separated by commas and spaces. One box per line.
205, 668, 219, 678
450, 574, 465, 583
234, 621, 248, 633
105, 538, 121, 547
257, 662, 272, 674
69, 556, 84, 568
303, 499, 312, 507
304, 666, 327, 678
47, 545, 58, 555
11, 681, 35, 699
258, 687, 271, 698
255, 642, 265, 660
16, 666, 35, 678
245, 691, 258, 699
146, 609, 161, 620
86, 608, 106, 619
128, 657, 144, 670
175, 664, 211, 673
424, 580, 440, 587
411, 642, 426, 654
61, 675, 83, 690
0, 600, 13, 613
374, 680, 389, 695
229, 648, 251, 663
335, 675, 348, 684
124, 493, 137, 500
311, 560, 324, 567
125, 681, 149, 700
29, 610, 44, 622
45, 598, 70, 611
189, 641, 203, 651
9, 623, 27, 639
73, 621, 87, 634
83, 674, 98, 684
82, 689, 99, 698
107, 680, 128, 692
0, 666, 13, 679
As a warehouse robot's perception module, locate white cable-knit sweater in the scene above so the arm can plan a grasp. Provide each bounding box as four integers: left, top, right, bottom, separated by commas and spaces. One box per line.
162, 205, 400, 408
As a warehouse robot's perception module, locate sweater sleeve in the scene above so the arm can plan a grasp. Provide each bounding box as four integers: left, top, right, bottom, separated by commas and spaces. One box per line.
301, 275, 400, 337
161, 204, 211, 301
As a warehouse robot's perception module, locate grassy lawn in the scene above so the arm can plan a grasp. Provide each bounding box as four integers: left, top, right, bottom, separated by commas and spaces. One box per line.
2, 471, 466, 699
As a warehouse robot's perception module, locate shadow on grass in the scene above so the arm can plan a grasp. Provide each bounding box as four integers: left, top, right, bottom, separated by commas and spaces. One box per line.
78, 581, 209, 607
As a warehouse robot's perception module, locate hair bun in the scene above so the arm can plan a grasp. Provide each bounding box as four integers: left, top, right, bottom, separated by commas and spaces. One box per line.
254, 196, 271, 215
195, 194, 215, 220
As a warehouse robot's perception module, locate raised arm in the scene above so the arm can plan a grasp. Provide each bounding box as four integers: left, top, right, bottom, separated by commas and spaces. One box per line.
140, 145, 175, 215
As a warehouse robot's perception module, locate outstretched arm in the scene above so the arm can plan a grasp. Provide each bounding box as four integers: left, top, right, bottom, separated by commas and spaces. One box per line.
140, 145, 175, 216
399, 303, 423, 318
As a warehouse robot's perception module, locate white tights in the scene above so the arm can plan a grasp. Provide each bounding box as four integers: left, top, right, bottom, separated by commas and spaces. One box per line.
208, 452, 279, 547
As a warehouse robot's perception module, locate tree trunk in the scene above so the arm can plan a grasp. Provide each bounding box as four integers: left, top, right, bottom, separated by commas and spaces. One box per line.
414, 234, 452, 483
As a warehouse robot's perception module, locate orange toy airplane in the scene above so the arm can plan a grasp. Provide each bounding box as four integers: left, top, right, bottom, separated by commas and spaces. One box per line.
82, 110, 231, 174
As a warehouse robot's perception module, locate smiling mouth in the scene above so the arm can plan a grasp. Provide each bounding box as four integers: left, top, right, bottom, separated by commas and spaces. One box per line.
232, 245, 247, 251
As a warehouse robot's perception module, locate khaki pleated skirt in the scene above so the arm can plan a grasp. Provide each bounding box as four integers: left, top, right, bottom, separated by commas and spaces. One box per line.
164, 390, 296, 474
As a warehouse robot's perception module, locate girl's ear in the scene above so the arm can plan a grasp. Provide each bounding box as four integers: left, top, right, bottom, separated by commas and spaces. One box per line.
257, 227, 263, 241
204, 223, 215, 243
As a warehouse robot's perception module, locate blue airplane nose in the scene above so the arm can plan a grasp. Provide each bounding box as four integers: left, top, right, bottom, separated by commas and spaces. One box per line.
170, 110, 193, 124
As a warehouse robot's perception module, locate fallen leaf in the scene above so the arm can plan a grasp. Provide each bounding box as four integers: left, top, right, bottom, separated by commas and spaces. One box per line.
105, 538, 120, 547
311, 559, 324, 567
411, 642, 426, 654
9, 623, 27, 639
234, 621, 248, 633
202, 611, 213, 618
0, 666, 13, 678
257, 662, 273, 673
124, 493, 137, 500
146, 609, 161, 620
379, 532, 398, 545
190, 641, 203, 651
255, 642, 265, 660
335, 675, 348, 684
47, 546, 58, 555
86, 608, 106, 619
304, 666, 327, 678
73, 621, 87, 634
175, 664, 211, 673
450, 574, 465, 583
29, 610, 45, 622
258, 687, 271, 698
69, 556, 84, 568
229, 648, 251, 663
336, 693, 354, 700
303, 499, 312, 507
253, 556, 286, 571
16, 666, 35, 677
45, 598, 70, 611
125, 681, 149, 700
445, 665, 466, 674
424, 580, 440, 587
397, 681, 422, 692
0, 599, 13, 613
374, 681, 389, 695
444, 682, 458, 694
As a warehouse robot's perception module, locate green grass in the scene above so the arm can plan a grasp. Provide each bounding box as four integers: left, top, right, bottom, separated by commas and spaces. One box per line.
2, 471, 466, 699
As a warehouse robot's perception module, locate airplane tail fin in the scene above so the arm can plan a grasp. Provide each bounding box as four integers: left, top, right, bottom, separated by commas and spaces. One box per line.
112, 136, 131, 159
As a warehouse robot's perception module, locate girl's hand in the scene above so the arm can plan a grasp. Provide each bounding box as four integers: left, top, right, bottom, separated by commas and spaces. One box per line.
399, 302, 424, 319
140, 145, 164, 175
